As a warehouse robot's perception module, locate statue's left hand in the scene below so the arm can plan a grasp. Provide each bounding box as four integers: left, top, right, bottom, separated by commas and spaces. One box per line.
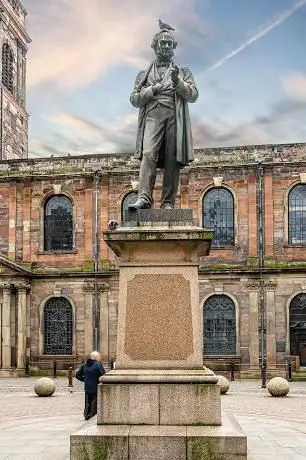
170, 65, 179, 87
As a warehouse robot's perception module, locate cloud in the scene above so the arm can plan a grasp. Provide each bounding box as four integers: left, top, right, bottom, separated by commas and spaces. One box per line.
28, 139, 65, 157
192, 93, 306, 148
30, 111, 139, 156
31, 95, 306, 158
23, 0, 209, 89
192, 118, 272, 148
203, 0, 306, 73
282, 72, 306, 101
48, 113, 103, 135
29, 89, 306, 157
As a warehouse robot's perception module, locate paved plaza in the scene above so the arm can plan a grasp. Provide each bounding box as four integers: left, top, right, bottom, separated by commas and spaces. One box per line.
0, 377, 306, 459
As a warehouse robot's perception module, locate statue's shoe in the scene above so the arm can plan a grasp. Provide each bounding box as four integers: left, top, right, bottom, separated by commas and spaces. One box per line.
128, 199, 150, 210
161, 203, 174, 210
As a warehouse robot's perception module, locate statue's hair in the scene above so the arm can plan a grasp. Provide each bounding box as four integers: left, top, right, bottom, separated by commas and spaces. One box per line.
151, 30, 177, 50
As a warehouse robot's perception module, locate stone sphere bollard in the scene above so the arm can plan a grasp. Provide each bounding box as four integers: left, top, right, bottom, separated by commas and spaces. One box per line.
216, 375, 230, 395
267, 377, 289, 397
34, 377, 56, 397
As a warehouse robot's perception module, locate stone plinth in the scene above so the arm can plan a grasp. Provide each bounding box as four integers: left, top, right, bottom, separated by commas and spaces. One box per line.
98, 370, 221, 426
70, 415, 247, 460
70, 210, 247, 459
103, 213, 213, 370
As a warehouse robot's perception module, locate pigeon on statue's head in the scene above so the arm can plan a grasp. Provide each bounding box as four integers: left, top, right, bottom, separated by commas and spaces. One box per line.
158, 19, 175, 31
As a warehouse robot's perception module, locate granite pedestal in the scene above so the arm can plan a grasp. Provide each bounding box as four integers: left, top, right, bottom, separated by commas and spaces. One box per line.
70, 209, 247, 459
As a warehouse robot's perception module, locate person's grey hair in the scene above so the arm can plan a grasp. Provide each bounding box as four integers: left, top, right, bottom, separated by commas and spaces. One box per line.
91, 350, 101, 361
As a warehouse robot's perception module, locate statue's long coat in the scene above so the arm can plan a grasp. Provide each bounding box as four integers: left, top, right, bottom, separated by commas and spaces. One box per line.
130, 61, 198, 167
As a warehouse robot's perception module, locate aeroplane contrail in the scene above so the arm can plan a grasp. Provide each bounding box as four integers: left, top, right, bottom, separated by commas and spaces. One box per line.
205, 0, 306, 73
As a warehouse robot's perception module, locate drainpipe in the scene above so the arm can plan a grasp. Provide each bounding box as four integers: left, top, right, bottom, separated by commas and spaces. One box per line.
93, 169, 100, 351
256, 159, 266, 387
0, 88, 3, 159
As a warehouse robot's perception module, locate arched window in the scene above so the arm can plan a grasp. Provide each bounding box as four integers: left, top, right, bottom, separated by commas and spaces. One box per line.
288, 185, 306, 245
203, 295, 236, 355
2, 43, 14, 93
44, 297, 73, 355
121, 191, 138, 222
44, 195, 73, 252
202, 188, 234, 247
289, 293, 306, 366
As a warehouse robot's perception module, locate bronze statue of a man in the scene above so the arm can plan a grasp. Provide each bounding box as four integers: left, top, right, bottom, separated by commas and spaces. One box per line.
128, 20, 198, 210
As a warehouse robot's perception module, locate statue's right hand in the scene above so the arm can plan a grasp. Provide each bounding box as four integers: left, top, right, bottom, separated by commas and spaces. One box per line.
152, 83, 161, 96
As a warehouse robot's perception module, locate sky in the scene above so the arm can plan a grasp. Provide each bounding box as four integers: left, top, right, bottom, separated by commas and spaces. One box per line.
22, 0, 306, 158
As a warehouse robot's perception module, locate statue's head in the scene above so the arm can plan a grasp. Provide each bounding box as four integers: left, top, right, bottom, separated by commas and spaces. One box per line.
151, 29, 177, 61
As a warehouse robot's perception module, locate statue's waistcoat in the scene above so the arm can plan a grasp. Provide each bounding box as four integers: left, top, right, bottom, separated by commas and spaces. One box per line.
145, 63, 175, 112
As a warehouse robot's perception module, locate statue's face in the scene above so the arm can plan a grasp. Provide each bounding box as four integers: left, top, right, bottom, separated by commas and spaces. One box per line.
155, 33, 175, 61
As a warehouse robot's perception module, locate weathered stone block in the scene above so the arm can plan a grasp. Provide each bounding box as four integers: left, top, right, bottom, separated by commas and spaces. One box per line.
70, 415, 247, 459
128, 425, 186, 460
70, 425, 129, 460
98, 383, 159, 425
98, 379, 220, 426
159, 383, 221, 425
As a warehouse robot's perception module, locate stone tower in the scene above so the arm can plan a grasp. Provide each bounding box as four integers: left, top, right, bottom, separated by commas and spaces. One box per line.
0, 0, 30, 160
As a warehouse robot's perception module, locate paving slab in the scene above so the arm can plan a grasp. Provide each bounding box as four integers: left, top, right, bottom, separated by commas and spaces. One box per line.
0, 379, 306, 459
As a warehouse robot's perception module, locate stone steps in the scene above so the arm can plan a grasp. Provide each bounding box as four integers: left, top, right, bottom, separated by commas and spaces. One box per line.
291, 367, 306, 381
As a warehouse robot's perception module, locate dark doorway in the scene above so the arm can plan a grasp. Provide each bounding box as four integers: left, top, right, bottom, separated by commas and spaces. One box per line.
300, 343, 306, 366
289, 293, 306, 366
290, 331, 306, 366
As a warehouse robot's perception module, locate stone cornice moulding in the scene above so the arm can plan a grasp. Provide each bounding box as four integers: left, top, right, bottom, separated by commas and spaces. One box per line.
1, 142, 306, 179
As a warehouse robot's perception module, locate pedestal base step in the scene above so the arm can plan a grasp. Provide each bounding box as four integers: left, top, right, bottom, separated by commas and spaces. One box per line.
70, 414, 247, 460
98, 380, 221, 426
0, 369, 13, 377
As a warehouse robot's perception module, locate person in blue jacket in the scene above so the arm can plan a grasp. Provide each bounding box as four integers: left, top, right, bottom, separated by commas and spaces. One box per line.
76, 351, 105, 420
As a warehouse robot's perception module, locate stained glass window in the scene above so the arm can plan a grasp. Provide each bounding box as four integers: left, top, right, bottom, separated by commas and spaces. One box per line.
204, 295, 236, 355
121, 191, 138, 222
203, 188, 234, 247
288, 185, 306, 245
2, 44, 14, 94
44, 195, 73, 251
44, 297, 73, 355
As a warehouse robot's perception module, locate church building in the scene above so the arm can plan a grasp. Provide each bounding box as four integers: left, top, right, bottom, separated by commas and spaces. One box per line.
0, 0, 306, 378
